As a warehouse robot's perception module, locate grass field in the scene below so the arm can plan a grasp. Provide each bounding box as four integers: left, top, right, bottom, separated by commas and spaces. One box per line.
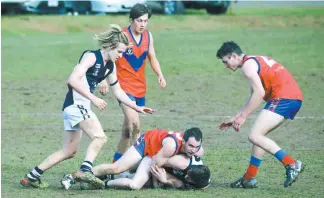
2, 6, 324, 198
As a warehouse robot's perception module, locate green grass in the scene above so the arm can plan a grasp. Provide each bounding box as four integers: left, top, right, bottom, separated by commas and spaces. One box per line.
2, 6, 324, 198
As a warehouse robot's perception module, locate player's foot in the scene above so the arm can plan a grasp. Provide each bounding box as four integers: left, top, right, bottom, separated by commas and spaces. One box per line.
20, 175, 49, 189
230, 177, 259, 188
284, 160, 305, 187
80, 174, 112, 190
74, 171, 104, 189
61, 174, 76, 190
103, 174, 114, 188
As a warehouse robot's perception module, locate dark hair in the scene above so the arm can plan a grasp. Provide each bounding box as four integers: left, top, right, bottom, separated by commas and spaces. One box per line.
216, 41, 243, 59
187, 165, 211, 189
129, 3, 152, 20
183, 127, 202, 143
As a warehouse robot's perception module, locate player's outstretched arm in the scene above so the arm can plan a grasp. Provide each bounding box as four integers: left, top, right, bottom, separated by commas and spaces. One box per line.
107, 64, 154, 114
232, 60, 265, 131
239, 59, 265, 118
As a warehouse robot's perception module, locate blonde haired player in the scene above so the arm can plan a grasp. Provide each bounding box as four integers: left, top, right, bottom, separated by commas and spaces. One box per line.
20, 24, 154, 189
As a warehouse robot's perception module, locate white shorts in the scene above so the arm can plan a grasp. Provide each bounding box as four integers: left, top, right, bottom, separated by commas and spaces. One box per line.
63, 104, 98, 131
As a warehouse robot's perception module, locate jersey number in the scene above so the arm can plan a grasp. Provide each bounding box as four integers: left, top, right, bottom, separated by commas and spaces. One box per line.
260, 56, 277, 67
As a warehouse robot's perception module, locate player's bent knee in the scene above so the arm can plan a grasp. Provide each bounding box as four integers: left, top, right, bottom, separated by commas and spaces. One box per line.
248, 134, 261, 145
93, 134, 108, 144
67, 151, 77, 159
64, 149, 77, 159
129, 182, 142, 190
110, 162, 127, 174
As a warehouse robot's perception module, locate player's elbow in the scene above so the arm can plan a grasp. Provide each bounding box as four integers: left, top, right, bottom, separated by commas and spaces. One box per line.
256, 89, 265, 99
67, 76, 77, 87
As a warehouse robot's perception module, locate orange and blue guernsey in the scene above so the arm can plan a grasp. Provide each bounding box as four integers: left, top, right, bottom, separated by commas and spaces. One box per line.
243, 55, 303, 102
143, 129, 184, 157
115, 26, 150, 98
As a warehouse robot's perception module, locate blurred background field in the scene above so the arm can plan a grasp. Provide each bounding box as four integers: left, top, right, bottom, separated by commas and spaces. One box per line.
2, 1, 324, 198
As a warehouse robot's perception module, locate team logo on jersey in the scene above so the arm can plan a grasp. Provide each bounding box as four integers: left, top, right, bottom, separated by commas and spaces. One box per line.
93, 69, 99, 76
126, 48, 133, 55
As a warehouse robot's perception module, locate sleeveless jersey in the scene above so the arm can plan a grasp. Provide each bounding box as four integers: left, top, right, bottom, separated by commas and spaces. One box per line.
115, 26, 150, 98
144, 129, 183, 157
62, 50, 114, 110
243, 55, 303, 102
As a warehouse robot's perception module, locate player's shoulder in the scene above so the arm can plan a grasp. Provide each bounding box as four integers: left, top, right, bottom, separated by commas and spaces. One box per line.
242, 58, 259, 74
79, 51, 97, 64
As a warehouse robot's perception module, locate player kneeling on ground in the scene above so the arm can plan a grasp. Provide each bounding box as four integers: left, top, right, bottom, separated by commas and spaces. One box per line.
61, 128, 204, 189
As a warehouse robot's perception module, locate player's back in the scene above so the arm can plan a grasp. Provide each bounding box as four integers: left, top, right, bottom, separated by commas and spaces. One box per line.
144, 129, 183, 157
243, 55, 303, 102
115, 26, 150, 98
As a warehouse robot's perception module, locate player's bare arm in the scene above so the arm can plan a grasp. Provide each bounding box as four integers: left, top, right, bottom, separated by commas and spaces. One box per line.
107, 64, 154, 114
147, 32, 166, 88
220, 59, 264, 131
153, 137, 177, 167
163, 155, 189, 170
150, 166, 184, 188
233, 59, 265, 131
98, 79, 109, 96
67, 52, 107, 110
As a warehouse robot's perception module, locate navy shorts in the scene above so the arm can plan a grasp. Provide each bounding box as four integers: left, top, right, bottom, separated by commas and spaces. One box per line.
264, 98, 302, 120
133, 134, 145, 157
118, 93, 145, 107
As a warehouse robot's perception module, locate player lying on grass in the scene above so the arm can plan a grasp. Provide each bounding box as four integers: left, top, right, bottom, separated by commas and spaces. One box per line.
85, 154, 211, 190
61, 128, 204, 189
20, 24, 154, 189
217, 41, 304, 188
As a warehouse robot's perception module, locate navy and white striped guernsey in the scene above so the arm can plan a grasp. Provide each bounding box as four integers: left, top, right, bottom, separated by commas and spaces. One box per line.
62, 50, 114, 110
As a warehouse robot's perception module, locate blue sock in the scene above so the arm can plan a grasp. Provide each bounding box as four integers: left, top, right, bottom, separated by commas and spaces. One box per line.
274, 149, 287, 161
250, 155, 262, 167
274, 149, 295, 165
113, 152, 123, 162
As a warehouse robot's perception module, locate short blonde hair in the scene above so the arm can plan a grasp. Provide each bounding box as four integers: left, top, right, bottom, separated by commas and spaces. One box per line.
93, 24, 129, 50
